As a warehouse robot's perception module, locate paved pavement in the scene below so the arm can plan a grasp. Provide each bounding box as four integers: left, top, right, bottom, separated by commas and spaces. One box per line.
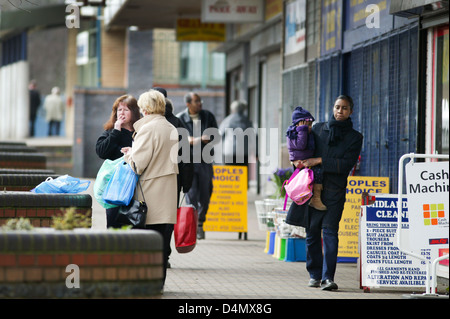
85, 182, 447, 300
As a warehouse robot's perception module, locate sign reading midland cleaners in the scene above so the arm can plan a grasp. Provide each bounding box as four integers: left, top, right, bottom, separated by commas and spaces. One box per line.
405, 161, 449, 252
360, 194, 428, 289
204, 165, 248, 233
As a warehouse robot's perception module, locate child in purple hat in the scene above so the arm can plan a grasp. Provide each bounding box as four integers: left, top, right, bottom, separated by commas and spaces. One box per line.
286, 106, 326, 210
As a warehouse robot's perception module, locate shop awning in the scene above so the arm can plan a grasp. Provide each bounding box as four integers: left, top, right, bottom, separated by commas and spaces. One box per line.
0, 5, 66, 39
104, 0, 202, 30
389, 0, 448, 17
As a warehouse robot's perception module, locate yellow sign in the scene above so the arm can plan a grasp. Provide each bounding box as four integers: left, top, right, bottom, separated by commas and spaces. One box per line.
204, 165, 248, 233
338, 176, 389, 258
176, 18, 226, 42
265, 0, 283, 21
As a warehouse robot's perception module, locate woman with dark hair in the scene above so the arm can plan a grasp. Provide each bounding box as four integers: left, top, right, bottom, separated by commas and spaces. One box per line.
95, 94, 141, 227
286, 95, 363, 291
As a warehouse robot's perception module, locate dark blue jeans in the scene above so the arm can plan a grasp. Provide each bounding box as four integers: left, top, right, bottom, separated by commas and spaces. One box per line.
305, 227, 339, 281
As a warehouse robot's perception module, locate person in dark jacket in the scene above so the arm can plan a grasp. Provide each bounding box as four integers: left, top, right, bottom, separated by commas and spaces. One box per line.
95, 94, 141, 228
218, 100, 254, 166
176, 92, 218, 239
29, 80, 41, 137
286, 95, 363, 291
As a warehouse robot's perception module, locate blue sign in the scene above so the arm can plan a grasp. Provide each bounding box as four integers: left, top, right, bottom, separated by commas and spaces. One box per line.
321, 0, 343, 55
366, 196, 408, 223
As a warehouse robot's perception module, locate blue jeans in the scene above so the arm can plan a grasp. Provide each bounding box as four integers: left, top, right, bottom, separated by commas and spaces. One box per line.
305, 227, 339, 281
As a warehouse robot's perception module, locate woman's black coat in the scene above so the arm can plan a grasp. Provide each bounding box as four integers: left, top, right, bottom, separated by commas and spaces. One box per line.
95, 129, 134, 160
286, 121, 363, 231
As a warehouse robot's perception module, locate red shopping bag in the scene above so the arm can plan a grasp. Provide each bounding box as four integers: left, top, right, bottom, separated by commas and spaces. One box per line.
174, 197, 198, 253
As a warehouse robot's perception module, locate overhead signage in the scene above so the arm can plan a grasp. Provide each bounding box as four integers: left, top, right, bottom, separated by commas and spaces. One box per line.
76, 31, 89, 66
204, 165, 248, 233
321, 0, 342, 55
201, 0, 264, 23
284, 0, 306, 56
176, 18, 226, 42
265, 0, 283, 21
346, 0, 388, 30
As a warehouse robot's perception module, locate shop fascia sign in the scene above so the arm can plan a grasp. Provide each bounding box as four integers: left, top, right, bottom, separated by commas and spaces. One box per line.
201, 0, 264, 23
76, 31, 89, 66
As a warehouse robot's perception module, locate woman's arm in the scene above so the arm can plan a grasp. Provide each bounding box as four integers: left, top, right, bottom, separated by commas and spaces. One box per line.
96, 130, 121, 159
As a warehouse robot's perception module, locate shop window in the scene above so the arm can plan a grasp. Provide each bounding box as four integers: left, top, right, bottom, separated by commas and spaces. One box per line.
180, 42, 225, 86
432, 26, 449, 155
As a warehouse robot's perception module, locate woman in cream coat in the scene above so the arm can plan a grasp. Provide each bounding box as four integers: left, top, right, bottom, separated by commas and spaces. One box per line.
121, 89, 179, 288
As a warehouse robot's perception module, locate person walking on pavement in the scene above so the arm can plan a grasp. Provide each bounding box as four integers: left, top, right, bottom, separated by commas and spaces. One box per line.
285, 95, 363, 291
121, 89, 179, 289
95, 95, 141, 228
219, 100, 254, 166
177, 92, 218, 240
28, 80, 41, 137
43, 87, 65, 136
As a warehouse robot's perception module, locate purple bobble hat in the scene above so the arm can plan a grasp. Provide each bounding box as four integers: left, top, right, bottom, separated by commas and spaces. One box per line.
291, 106, 314, 125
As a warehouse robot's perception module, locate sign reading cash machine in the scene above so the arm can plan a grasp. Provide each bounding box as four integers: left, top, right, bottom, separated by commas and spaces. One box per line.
405, 161, 449, 256
360, 160, 449, 290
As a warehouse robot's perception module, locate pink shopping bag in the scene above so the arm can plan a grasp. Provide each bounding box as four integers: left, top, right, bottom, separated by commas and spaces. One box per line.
283, 167, 314, 209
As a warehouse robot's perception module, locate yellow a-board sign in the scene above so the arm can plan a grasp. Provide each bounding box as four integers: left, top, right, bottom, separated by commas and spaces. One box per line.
203, 165, 248, 233
338, 176, 389, 258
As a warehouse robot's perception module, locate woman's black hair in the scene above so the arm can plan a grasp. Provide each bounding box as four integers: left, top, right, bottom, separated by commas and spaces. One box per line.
336, 95, 354, 110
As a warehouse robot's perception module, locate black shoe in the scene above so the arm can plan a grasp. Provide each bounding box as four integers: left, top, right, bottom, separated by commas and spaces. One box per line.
321, 279, 338, 291
197, 226, 205, 240
308, 278, 321, 288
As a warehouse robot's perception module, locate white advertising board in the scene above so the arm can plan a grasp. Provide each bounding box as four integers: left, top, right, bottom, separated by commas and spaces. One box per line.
76, 31, 89, 66
284, 0, 306, 55
360, 194, 428, 289
201, 0, 264, 23
405, 161, 449, 252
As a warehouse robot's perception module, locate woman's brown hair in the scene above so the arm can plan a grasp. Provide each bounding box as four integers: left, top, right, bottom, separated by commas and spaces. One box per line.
103, 95, 141, 130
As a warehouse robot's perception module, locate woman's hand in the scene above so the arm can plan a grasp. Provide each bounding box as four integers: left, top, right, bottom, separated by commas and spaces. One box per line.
292, 160, 302, 168
300, 157, 322, 167
114, 115, 126, 131
121, 147, 131, 155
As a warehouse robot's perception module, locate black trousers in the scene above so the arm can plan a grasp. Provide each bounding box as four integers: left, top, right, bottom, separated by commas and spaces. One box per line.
185, 163, 213, 226
146, 224, 172, 287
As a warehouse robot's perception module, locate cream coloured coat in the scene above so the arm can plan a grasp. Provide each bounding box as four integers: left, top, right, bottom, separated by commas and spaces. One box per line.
124, 114, 179, 225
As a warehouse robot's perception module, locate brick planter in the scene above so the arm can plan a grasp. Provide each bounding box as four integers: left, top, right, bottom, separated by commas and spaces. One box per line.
0, 152, 47, 169
0, 169, 55, 175
0, 174, 60, 191
0, 145, 38, 153
0, 229, 163, 298
0, 192, 92, 227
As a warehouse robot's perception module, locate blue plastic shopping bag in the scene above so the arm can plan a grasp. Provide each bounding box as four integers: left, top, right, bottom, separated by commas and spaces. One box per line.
31, 175, 91, 194
102, 160, 138, 206
93, 157, 123, 209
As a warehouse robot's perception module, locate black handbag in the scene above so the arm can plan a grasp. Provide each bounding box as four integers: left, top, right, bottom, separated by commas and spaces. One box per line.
115, 179, 147, 229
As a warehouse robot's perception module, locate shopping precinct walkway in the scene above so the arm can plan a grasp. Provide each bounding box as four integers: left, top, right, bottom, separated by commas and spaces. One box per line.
87, 184, 444, 300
